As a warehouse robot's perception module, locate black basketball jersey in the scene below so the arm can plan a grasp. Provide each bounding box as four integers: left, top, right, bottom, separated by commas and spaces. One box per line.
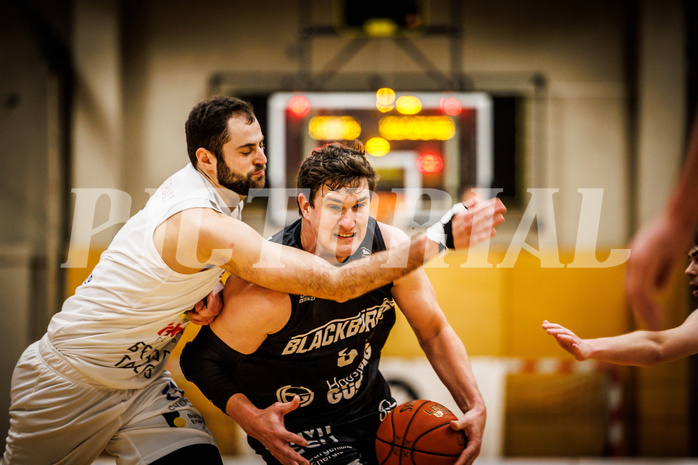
180, 217, 399, 463
236, 217, 396, 431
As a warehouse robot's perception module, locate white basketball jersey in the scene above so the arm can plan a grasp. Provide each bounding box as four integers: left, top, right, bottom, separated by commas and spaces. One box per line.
48, 164, 243, 389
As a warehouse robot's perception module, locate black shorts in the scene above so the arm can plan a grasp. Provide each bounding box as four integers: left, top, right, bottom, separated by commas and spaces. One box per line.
250, 411, 384, 465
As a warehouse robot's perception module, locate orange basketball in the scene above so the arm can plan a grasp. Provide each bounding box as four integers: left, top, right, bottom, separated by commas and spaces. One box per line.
375, 399, 467, 465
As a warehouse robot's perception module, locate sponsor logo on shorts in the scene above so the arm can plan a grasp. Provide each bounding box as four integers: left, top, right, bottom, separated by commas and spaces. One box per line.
162, 379, 184, 401
292, 425, 339, 455
168, 398, 189, 411
277, 385, 315, 407
379, 398, 397, 422
186, 412, 205, 426
162, 411, 187, 428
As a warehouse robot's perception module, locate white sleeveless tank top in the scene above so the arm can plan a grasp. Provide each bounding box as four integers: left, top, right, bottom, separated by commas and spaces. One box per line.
48, 164, 242, 389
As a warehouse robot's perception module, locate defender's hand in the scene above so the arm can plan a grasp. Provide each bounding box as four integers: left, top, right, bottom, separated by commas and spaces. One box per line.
542, 320, 593, 361
426, 197, 506, 250
187, 280, 224, 325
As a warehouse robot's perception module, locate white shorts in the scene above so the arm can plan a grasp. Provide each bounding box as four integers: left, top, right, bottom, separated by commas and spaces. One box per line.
2, 335, 217, 465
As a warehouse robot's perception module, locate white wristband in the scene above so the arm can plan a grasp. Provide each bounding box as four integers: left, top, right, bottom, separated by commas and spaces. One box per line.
425, 202, 468, 249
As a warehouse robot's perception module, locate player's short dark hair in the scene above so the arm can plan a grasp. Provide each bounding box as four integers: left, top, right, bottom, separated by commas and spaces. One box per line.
185, 96, 255, 167
296, 140, 377, 212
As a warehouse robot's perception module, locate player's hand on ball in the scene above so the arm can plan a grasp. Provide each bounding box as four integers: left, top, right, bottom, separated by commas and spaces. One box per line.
450, 403, 485, 465
376, 400, 470, 465
243, 396, 309, 465
188, 280, 224, 325
542, 320, 592, 361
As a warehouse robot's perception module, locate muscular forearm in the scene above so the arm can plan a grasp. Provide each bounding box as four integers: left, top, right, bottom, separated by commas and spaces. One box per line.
220, 198, 505, 302
228, 233, 441, 303
421, 329, 485, 414
586, 331, 667, 367
331, 234, 441, 302
225, 393, 259, 429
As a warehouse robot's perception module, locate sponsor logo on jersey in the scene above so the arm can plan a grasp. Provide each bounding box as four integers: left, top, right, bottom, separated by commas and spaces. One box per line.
114, 338, 177, 379
158, 322, 185, 338
160, 177, 175, 202
337, 348, 358, 367
327, 343, 372, 405
282, 298, 393, 355
298, 295, 316, 304
277, 385, 315, 407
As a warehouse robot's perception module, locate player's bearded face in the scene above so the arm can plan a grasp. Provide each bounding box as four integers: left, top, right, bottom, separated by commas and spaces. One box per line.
216, 160, 265, 196
214, 116, 266, 196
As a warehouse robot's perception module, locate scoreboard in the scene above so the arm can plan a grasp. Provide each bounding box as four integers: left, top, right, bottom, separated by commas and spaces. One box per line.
266, 91, 493, 227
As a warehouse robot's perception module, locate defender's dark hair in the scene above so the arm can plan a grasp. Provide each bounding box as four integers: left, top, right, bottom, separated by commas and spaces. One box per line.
296, 140, 377, 212
185, 96, 255, 166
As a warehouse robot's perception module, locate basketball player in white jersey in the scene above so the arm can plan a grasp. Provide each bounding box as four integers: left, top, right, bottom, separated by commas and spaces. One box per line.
2, 96, 506, 464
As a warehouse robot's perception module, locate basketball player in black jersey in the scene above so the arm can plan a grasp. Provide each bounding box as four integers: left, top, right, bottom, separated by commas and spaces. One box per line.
181, 141, 496, 465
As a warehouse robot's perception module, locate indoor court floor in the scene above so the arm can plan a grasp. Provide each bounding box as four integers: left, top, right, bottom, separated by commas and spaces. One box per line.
91, 457, 698, 465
